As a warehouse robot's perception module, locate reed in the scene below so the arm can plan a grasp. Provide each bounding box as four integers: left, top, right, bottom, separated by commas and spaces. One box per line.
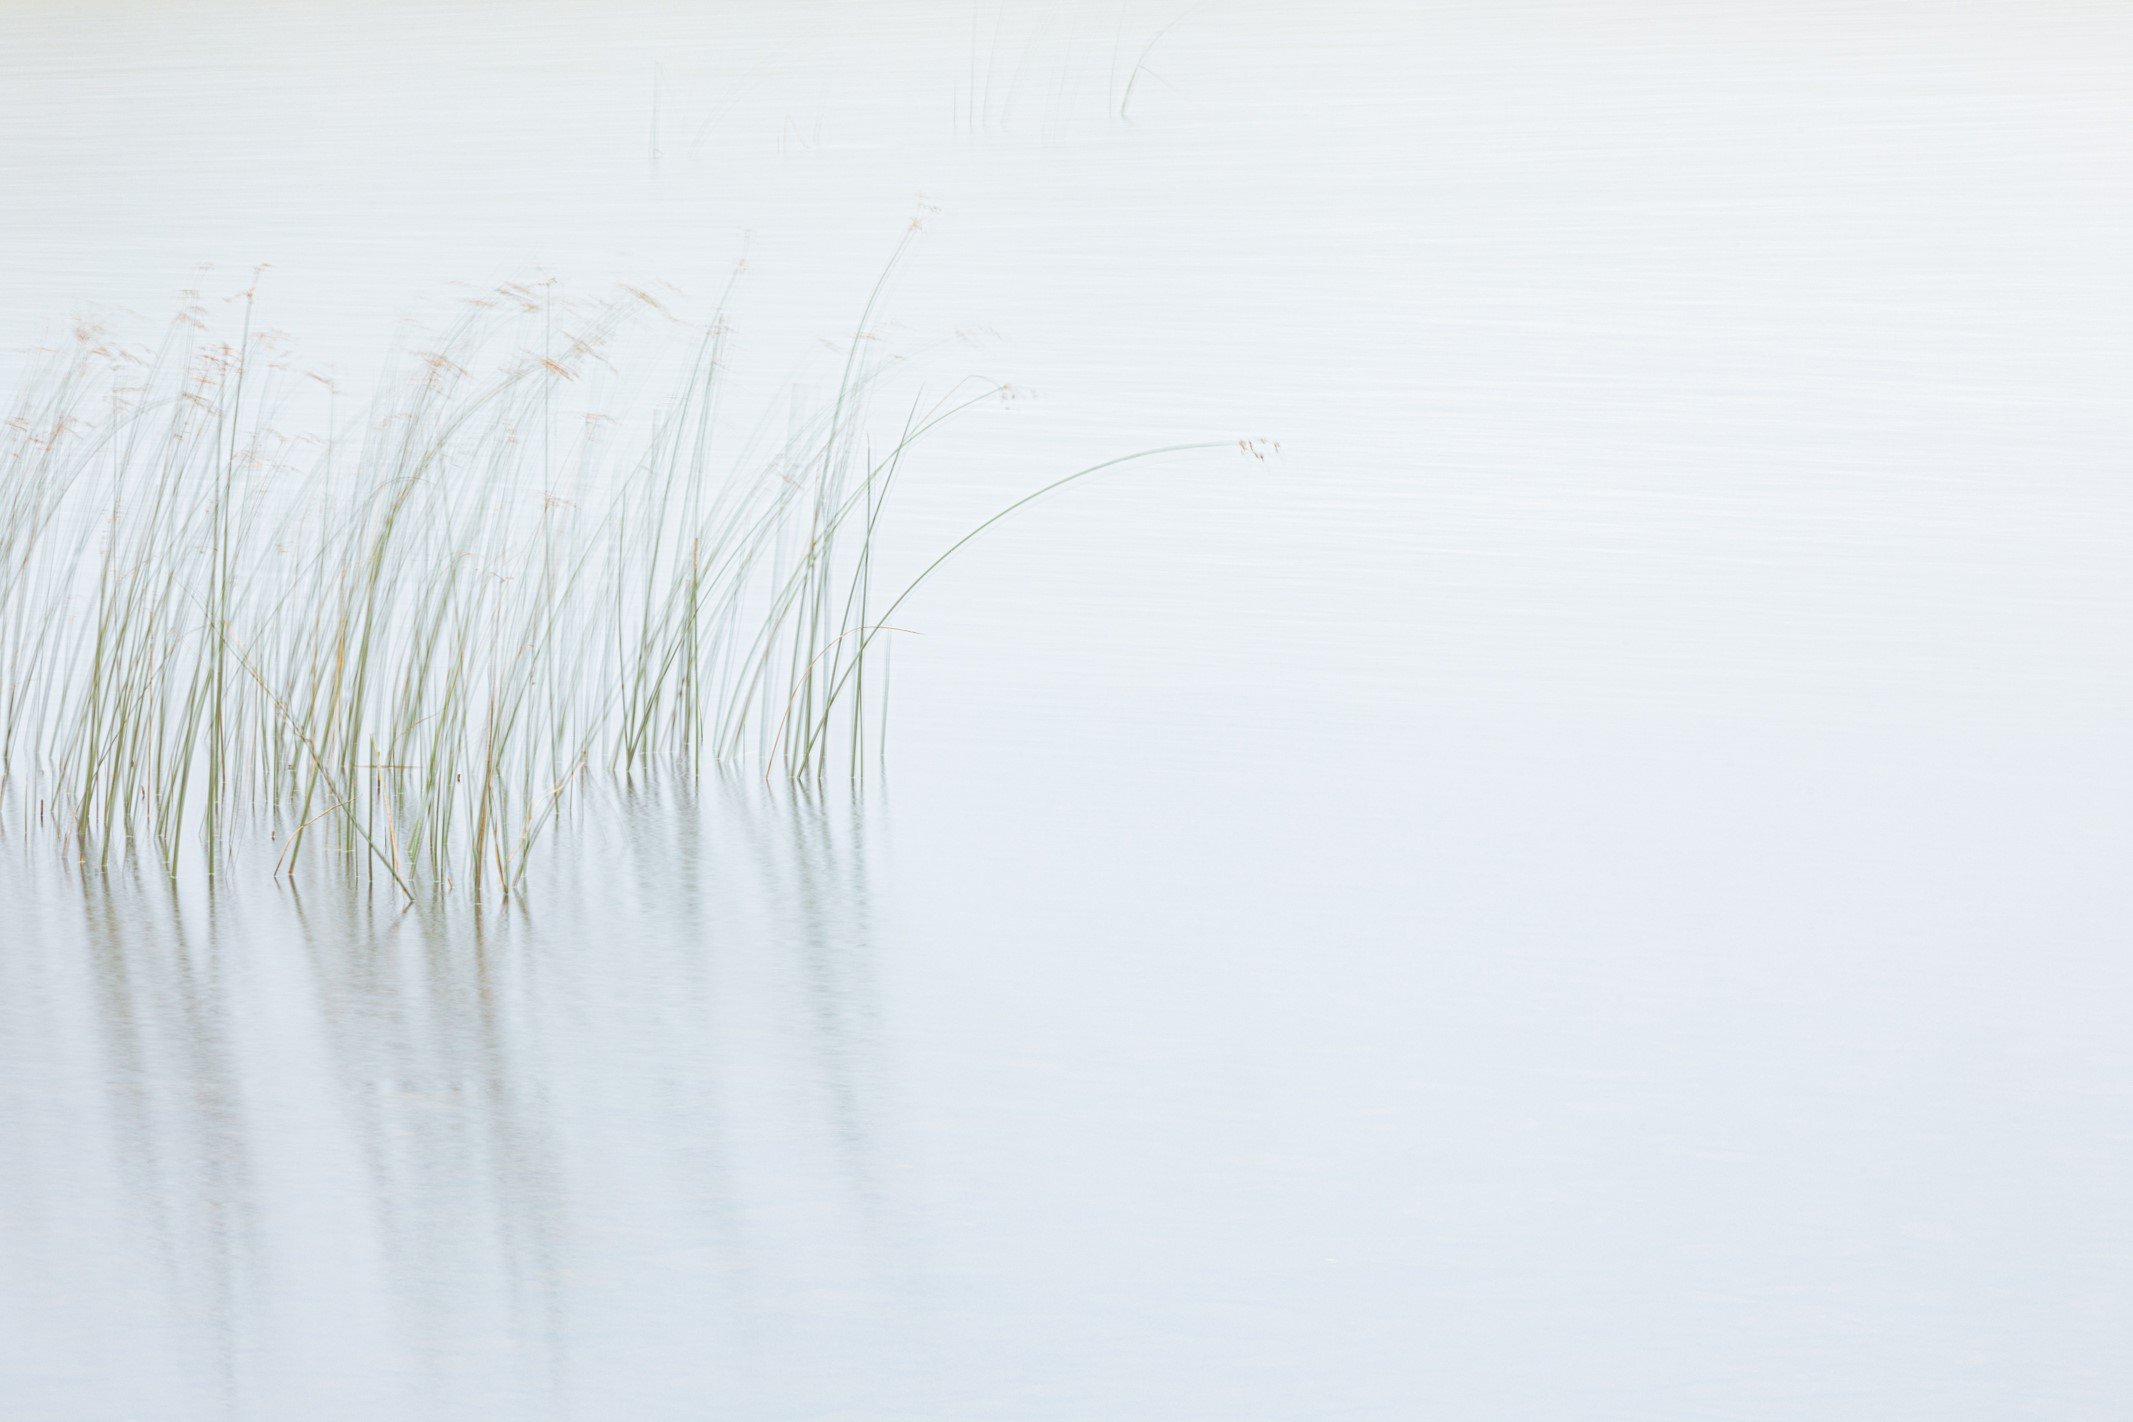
0, 276, 1219, 900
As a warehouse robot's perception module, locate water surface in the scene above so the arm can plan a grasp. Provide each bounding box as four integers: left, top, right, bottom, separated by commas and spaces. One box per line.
4, 2, 2131, 1416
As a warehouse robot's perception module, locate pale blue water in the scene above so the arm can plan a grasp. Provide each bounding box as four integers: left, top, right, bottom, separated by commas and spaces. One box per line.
4, 2, 2132, 1417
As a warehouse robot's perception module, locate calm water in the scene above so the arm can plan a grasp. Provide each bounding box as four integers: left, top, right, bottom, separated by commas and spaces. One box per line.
5, 2, 2132, 1417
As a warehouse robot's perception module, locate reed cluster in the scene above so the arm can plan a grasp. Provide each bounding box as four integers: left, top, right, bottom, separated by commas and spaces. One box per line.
0, 276, 1209, 899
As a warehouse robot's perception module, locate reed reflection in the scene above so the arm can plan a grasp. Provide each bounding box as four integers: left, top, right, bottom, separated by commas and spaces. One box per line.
75, 868, 258, 1417
5, 780, 892, 1418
